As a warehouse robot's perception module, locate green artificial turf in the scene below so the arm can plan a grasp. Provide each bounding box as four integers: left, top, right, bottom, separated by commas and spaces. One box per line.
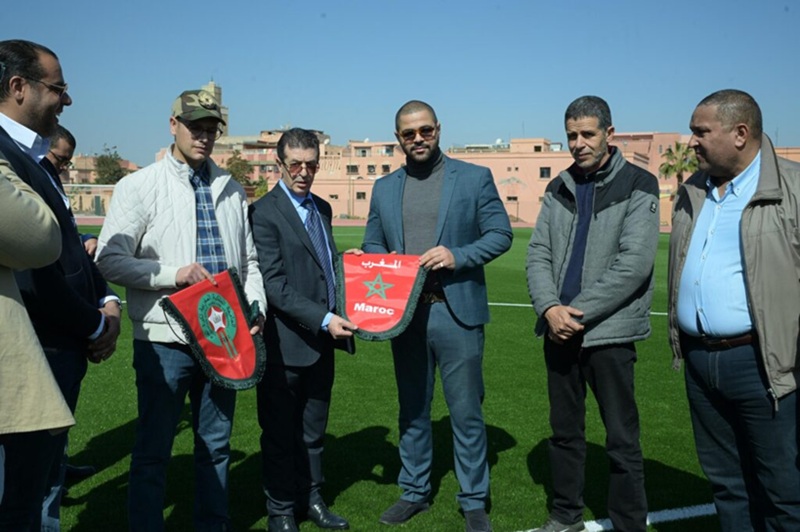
59, 228, 715, 531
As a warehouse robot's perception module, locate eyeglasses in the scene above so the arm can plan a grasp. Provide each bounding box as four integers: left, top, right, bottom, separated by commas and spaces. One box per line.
49, 150, 73, 169
25, 77, 69, 98
177, 118, 223, 140
281, 160, 320, 176
398, 125, 438, 143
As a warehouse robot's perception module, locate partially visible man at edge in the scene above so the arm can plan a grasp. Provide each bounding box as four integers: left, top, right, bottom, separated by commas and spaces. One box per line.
96, 88, 266, 531
0, 39, 121, 531
668, 89, 800, 530
0, 154, 74, 530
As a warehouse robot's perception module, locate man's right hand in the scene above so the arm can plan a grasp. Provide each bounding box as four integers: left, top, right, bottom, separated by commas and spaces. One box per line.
328, 314, 357, 340
176, 263, 216, 287
543, 305, 584, 344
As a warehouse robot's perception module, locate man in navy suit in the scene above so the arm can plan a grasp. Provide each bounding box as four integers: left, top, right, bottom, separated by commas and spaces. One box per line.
362, 101, 512, 532
250, 128, 356, 532
0, 39, 121, 531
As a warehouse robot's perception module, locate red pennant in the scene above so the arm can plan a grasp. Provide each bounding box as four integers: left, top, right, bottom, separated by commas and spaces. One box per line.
160, 269, 266, 389
336, 254, 426, 341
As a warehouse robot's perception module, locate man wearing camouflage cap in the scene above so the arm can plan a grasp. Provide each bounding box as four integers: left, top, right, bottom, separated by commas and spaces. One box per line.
96, 89, 266, 531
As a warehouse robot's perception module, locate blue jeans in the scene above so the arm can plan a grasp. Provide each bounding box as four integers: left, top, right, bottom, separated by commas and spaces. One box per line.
683, 335, 800, 531
128, 340, 236, 532
390, 301, 489, 511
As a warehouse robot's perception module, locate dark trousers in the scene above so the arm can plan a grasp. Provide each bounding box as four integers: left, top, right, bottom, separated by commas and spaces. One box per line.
683, 336, 800, 532
257, 353, 334, 516
39, 348, 87, 531
544, 338, 647, 532
0, 430, 57, 531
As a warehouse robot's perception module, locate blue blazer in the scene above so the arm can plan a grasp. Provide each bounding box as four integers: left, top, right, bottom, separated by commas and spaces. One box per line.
362, 155, 512, 327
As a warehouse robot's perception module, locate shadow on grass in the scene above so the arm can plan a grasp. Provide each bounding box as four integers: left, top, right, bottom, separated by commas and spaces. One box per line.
65, 407, 216, 530
527, 439, 715, 530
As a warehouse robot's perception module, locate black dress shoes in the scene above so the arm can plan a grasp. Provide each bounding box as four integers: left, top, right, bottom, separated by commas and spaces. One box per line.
267, 515, 299, 532
65, 464, 97, 480
307, 502, 350, 530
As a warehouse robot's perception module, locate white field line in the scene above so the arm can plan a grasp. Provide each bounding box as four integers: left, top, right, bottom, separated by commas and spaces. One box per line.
518, 503, 716, 531
488, 302, 667, 317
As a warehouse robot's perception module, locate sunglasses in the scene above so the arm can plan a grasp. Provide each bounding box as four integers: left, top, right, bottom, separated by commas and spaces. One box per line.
282, 161, 320, 176
398, 125, 438, 143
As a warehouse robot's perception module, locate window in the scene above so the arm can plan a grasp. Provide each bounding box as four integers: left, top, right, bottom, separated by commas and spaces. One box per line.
539, 167, 551, 179
658, 144, 663, 154
514, 166, 519, 171
506, 196, 518, 202
346, 165, 359, 174
534, 145, 542, 152
507, 166, 512, 172
379, 146, 394, 156
329, 194, 339, 200
367, 165, 376, 175
382, 164, 391, 174
356, 148, 371, 157
356, 192, 366, 200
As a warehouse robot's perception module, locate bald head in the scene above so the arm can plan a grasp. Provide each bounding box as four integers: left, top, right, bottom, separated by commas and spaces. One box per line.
395, 100, 437, 131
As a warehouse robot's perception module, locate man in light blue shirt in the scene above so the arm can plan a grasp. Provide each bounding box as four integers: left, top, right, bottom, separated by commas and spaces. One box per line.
668, 89, 800, 531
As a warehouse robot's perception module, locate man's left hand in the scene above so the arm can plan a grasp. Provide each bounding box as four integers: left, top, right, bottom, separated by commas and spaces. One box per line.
419, 246, 455, 271
250, 314, 266, 335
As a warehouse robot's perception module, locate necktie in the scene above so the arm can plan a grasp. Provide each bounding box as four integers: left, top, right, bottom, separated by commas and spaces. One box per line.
302, 198, 336, 310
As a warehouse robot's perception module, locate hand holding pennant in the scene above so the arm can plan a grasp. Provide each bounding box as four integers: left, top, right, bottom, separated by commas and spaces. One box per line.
335, 253, 427, 341
159, 268, 267, 389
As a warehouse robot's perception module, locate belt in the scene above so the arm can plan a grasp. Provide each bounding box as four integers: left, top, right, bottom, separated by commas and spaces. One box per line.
697, 332, 756, 351
419, 291, 446, 304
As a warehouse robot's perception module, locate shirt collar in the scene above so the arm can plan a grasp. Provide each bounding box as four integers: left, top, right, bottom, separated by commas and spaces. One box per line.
704, 150, 761, 199
0, 111, 50, 162
278, 178, 312, 209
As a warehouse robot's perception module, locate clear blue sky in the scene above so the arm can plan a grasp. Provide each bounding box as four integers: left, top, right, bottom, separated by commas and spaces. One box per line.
9, 0, 800, 165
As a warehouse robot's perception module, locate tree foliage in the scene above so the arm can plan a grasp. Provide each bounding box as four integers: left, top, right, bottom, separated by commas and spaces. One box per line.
659, 141, 698, 189
225, 150, 253, 186
254, 177, 269, 198
94, 145, 127, 184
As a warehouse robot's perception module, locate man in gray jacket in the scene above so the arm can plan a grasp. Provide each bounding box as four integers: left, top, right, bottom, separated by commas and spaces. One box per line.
526, 96, 659, 532
668, 89, 800, 530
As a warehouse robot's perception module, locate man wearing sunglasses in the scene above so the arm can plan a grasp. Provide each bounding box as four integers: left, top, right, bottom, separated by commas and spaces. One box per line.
249, 128, 356, 532
362, 101, 512, 532
96, 89, 266, 531
0, 39, 122, 530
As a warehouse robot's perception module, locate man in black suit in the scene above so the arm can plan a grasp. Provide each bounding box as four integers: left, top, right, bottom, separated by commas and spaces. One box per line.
0, 39, 120, 530
250, 128, 356, 532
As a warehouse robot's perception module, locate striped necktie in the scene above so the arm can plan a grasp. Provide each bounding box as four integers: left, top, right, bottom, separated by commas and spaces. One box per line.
302, 198, 336, 310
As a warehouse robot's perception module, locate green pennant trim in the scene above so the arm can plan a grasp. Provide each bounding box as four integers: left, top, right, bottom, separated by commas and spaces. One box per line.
334, 254, 427, 342
159, 267, 267, 390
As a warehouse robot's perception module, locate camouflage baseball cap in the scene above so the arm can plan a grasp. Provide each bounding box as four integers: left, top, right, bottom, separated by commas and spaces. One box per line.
171, 89, 226, 124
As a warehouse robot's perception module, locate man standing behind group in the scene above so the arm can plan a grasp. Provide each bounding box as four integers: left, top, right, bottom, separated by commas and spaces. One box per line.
0, 39, 122, 531
668, 89, 800, 530
527, 96, 658, 532
250, 128, 356, 532
362, 100, 512, 532
96, 89, 266, 531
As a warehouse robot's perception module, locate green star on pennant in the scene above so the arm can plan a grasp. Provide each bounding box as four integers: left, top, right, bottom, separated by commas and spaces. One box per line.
363, 273, 394, 300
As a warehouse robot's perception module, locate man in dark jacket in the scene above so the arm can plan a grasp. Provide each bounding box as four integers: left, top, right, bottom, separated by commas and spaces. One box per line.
0, 39, 120, 531
526, 95, 659, 532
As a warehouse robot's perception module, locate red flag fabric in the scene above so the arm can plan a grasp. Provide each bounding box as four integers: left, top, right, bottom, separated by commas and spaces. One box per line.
336, 253, 426, 341
160, 269, 266, 390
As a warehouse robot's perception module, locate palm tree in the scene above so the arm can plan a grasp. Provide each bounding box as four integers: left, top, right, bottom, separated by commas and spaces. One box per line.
659, 141, 698, 192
